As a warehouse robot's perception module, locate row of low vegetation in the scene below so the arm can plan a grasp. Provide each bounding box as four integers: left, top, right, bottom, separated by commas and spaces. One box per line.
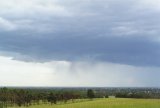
0, 87, 160, 108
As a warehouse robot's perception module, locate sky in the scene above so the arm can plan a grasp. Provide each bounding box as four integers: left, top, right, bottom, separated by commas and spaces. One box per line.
0, 0, 160, 87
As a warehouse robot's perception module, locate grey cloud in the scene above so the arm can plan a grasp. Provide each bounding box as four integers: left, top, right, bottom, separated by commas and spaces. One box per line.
0, 0, 160, 66
0, 32, 160, 66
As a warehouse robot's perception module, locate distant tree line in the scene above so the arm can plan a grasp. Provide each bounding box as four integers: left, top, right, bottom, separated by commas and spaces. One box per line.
90, 87, 160, 99
115, 92, 151, 99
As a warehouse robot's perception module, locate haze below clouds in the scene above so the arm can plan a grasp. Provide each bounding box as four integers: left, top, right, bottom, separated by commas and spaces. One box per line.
0, 0, 160, 87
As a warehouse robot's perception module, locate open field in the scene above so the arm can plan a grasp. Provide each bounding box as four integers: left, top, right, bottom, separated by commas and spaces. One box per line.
10, 98, 160, 108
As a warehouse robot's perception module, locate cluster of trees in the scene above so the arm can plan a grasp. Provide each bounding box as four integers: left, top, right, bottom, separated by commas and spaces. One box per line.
0, 87, 98, 108
89, 87, 160, 99
0, 87, 83, 107
116, 92, 151, 99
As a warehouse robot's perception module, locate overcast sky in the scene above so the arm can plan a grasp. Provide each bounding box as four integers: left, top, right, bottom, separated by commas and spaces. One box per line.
0, 0, 160, 87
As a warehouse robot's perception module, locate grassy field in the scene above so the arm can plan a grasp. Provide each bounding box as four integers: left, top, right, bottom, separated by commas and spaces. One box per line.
10, 98, 160, 108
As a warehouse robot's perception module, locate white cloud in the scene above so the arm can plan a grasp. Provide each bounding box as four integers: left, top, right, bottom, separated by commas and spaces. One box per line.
0, 0, 72, 18
0, 0, 160, 36
0, 17, 16, 31
0, 0, 73, 32
0, 55, 159, 87
111, 26, 138, 36
137, 0, 160, 11
0, 56, 54, 86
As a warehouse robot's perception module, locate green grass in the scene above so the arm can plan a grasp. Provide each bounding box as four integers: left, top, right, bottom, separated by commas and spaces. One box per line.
9, 98, 160, 108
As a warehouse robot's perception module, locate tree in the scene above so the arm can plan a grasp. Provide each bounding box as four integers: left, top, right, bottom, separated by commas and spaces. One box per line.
15, 89, 26, 107
47, 93, 57, 104
87, 89, 95, 99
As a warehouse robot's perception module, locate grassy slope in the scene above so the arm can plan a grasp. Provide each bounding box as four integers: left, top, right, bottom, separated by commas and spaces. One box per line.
10, 98, 160, 108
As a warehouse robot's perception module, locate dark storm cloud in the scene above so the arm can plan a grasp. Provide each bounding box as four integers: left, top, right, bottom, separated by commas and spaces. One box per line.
0, 32, 160, 66
0, 0, 160, 66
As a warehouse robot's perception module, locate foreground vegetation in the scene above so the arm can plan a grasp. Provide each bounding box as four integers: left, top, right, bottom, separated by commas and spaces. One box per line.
10, 98, 160, 108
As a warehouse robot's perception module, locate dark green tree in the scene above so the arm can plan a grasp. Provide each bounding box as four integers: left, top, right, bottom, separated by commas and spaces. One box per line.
87, 89, 95, 99
47, 93, 57, 104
